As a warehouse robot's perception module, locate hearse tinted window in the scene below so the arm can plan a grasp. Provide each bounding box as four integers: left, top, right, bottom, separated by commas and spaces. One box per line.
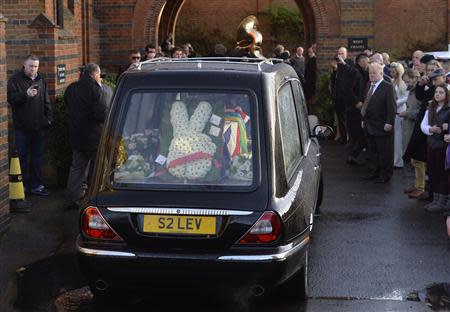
291, 81, 310, 152
278, 84, 302, 173
110, 90, 255, 188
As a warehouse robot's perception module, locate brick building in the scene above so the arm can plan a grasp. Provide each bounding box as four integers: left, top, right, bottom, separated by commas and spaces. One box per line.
0, 0, 450, 230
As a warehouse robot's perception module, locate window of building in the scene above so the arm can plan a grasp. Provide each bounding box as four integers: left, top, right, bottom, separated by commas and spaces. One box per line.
56, 0, 64, 27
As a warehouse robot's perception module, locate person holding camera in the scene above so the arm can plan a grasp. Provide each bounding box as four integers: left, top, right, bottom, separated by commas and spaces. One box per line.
7, 54, 52, 197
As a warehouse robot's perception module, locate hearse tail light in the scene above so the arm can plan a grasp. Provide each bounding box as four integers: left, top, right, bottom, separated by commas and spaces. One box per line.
81, 206, 122, 240
238, 211, 282, 244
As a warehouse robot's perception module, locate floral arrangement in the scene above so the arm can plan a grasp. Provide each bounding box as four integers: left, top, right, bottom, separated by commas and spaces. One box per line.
229, 153, 253, 181
114, 154, 151, 181
166, 101, 217, 179
114, 129, 159, 182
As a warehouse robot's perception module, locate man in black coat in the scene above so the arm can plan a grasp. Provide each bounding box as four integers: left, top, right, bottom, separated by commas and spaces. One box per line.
347, 53, 370, 165
331, 47, 355, 145
304, 47, 317, 106
64, 63, 107, 208
290, 46, 305, 83
7, 55, 52, 196
362, 63, 396, 183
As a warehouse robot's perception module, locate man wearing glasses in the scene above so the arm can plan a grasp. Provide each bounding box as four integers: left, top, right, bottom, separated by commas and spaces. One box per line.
118, 49, 141, 79
129, 49, 141, 65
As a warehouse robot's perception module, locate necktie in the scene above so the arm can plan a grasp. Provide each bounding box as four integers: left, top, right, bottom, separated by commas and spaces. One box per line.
361, 83, 375, 117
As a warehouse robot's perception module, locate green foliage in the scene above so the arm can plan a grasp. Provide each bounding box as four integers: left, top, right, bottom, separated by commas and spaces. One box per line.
48, 96, 72, 187
260, 5, 304, 51
102, 74, 117, 91
314, 73, 334, 126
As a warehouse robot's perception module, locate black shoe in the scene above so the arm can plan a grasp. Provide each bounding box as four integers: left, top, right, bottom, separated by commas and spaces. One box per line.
30, 185, 49, 196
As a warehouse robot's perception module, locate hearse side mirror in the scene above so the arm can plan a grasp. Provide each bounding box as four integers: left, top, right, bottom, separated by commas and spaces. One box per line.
313, 125, 334, 139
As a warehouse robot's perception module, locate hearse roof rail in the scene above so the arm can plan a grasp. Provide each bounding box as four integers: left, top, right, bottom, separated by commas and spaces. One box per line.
130, 57, 285, 73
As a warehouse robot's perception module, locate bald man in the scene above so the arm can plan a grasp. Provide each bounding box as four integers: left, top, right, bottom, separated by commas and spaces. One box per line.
412, 50, 424, 73
362, 63, 396, 183
290, 46, 305, 80
370, 53, 392, 82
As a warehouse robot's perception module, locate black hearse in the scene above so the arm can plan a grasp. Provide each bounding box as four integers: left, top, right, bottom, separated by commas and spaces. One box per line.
77, 58, 329, 302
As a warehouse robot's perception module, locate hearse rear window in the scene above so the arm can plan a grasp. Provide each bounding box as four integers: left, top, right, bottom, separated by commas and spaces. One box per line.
110, 90, 255, 188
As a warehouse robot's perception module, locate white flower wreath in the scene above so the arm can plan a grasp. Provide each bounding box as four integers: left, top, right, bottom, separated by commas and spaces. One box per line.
166, 101, 217, 179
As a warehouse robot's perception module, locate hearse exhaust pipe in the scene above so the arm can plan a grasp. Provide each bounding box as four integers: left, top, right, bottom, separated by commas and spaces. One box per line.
94, 279, 109, 291
251, 285, 265, 297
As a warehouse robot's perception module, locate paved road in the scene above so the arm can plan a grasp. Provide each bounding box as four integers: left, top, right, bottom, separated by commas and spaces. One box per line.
309, 142, 450, 305
9, 141, 448, 311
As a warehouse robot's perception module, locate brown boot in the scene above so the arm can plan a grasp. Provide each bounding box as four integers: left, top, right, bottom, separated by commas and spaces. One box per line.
404, 186, 416, 194
409, 189, 424, 198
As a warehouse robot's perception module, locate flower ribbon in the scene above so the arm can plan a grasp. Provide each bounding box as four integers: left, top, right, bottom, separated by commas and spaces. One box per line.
168, 151, 214, 169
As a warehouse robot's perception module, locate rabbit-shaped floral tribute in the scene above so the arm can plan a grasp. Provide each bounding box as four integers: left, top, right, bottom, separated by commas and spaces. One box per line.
166, 101, 217, 179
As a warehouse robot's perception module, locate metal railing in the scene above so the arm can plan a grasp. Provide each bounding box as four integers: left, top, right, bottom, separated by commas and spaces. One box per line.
130, 57, 284, 72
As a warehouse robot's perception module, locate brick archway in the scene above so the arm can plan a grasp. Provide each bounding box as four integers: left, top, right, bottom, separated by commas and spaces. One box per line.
132, 0, 340, 53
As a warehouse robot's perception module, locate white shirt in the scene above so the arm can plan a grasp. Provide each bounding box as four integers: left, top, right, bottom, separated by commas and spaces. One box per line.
421, 105, 443, 135
370, 79, 383, 95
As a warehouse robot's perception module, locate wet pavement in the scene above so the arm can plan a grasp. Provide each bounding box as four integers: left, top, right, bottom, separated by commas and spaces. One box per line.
2, 141, 449, 311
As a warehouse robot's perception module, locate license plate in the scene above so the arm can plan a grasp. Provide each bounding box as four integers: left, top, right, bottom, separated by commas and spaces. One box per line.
143, 215, 216, 235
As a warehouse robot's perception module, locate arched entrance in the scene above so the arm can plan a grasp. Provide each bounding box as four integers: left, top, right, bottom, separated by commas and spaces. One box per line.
132, 0, 340, 56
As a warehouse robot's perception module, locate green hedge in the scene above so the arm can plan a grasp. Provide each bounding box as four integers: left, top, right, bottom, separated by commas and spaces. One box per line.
314, 73, 334, 126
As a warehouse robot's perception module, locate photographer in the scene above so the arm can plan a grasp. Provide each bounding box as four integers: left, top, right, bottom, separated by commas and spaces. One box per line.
7, 55, 52, 198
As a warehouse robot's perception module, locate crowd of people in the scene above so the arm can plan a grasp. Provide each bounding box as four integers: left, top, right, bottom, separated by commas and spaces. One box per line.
12, 43, 450, 237
120, 41, 318, 108
329, 46, 450, 235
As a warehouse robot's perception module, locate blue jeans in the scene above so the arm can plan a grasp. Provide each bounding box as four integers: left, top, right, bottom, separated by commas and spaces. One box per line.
14, 128, 45, 189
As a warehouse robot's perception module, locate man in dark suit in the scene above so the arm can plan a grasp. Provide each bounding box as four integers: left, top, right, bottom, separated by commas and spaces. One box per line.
361, 63, 396, 183
331, 47, 356, 145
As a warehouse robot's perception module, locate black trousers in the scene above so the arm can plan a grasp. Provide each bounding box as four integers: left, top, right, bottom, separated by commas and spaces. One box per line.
427, 145, 448, 195
334, 99, 347, 141
346, 110, 365, 158
367, 133, 394, 179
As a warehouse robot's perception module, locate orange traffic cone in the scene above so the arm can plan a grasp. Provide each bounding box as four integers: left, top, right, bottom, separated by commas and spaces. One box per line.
9, 153, 31, 213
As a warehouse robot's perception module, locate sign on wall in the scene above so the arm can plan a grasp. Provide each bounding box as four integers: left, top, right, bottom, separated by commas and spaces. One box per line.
348, 38, 368, 52
57, 64, 66, 84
